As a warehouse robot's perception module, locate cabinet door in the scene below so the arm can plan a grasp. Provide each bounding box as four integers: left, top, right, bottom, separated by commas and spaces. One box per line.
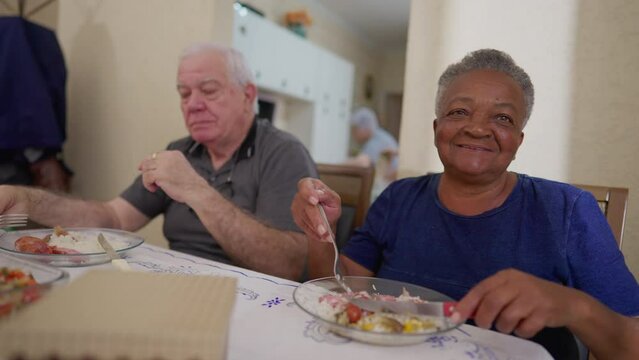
233, 10, 318, 101
233, 11, 281, 91
311, 50, 353, 163
233, 10, 254, 61
285, 38, 317, 102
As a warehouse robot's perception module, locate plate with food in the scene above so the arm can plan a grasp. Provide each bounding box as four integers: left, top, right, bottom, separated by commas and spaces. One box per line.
293, 276, 463, 346
0, 226, 144, 267
0, 252, 68, 319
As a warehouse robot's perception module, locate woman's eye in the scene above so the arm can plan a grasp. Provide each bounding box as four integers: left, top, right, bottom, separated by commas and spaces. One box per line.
496, 114, 514, 124
447, 109, 467, 116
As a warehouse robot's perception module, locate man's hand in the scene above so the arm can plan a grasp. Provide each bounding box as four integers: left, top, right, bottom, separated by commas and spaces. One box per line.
138, 151, 209, 204
290, 178, 341, 243
0, 185, 30, 215
456, 268, 586, 338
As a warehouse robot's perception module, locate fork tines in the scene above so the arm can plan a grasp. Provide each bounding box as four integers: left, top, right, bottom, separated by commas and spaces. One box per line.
0, 213, 29, 228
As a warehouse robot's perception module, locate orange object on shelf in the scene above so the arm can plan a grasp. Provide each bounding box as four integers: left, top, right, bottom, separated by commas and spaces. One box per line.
285, 9, 312, 26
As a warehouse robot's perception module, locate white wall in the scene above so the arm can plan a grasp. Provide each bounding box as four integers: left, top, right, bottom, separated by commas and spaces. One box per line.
401, 0, 639, 277
400, 0, 578, 180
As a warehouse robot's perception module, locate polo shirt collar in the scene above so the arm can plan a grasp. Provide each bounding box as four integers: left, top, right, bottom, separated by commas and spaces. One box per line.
186, 117, 257, 161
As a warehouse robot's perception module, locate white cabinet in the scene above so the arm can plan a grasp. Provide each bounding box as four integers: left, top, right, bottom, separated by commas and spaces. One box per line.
232, 8, 354, 163
311, 50, 353, 163
233, 10, 317, 102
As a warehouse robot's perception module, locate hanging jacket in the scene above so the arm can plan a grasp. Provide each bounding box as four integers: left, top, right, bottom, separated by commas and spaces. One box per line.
0, 16, 67, 150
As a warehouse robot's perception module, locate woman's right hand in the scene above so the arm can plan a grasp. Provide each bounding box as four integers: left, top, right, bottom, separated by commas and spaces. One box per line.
291, 178, 342, 243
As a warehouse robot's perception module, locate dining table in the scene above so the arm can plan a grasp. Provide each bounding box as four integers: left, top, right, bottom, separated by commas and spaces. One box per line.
59, 243, 552, 360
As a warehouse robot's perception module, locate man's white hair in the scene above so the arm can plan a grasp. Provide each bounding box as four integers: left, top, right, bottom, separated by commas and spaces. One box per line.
180, 42, 258, 113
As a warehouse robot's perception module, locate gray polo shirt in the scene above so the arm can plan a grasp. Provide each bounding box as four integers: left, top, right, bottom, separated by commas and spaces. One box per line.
121, 119, 317, 264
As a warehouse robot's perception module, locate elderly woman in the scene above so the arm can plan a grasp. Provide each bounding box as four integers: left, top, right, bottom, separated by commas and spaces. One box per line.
291, 49, 639, 359
347, 107, 399, 197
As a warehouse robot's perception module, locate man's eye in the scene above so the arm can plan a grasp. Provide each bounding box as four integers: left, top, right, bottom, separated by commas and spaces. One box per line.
202, 88, 220, 97
178, 91, 190, 100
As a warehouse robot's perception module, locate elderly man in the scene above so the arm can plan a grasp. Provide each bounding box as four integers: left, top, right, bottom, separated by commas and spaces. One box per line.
292, 49, 639, 358
0, 43, 317, 280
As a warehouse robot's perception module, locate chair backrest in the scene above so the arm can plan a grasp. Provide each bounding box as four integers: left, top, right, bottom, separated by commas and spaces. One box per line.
572, 184, 629, 248
317, 163, 374, 248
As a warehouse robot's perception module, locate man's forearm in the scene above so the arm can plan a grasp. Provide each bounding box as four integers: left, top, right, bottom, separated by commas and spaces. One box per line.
19, 186, 119, 228
189, 188, 306, 280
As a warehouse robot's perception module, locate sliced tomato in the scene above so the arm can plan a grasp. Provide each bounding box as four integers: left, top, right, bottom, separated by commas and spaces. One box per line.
15, 236, 52, 254
346, 303, 362, 323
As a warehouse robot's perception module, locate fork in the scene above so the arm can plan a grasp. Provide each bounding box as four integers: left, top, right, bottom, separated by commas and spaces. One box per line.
316, 204, 352, 293
0, 213, 28, 229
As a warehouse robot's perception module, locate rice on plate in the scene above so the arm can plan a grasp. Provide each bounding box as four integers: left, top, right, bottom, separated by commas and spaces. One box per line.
48, 231, 128, 254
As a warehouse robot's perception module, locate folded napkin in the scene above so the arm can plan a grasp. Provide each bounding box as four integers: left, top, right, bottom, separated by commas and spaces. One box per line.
0, 270, 237, 360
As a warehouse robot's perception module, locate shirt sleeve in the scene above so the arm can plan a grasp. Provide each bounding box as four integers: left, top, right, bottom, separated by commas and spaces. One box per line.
119, 174, 170, 219
254, 140, 317, 233
566, 191, 639, 316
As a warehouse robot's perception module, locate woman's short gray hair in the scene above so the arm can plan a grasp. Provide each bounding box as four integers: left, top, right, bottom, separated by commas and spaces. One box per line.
435, 49, 535, 127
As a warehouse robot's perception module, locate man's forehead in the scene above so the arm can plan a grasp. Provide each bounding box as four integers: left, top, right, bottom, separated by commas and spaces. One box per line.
177, 77, 220, 88
177, 52, 227, 83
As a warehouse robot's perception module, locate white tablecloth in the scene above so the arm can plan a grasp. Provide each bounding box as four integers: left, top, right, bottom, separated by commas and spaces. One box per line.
64, 244, 552, 360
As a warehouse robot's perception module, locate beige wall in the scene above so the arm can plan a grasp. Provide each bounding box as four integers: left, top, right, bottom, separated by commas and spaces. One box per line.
567, 1, 639, 276
7, 0, 404, 248
52, 0, 232, 247
0, 2, 59, 27
400, 0, 639, 277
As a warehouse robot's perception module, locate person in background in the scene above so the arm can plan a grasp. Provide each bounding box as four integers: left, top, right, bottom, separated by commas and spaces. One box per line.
291, 49, 639, 359
0, 17, 72, 192
348, 107, 399, 195
0, 43, 317, 280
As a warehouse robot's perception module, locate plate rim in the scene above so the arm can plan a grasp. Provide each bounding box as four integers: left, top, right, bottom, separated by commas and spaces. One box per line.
293, 275, 462, 343
0, 227, 145, 257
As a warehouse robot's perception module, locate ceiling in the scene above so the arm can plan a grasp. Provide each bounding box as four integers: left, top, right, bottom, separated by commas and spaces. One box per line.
313, 0, 411, 48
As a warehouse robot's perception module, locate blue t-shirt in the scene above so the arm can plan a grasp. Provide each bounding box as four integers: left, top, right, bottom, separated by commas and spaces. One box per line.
342, 173, 639, 316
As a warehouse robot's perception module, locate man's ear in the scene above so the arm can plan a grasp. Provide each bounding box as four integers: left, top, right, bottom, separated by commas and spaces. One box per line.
432, 118, 438, 146
244, 83, 257, 107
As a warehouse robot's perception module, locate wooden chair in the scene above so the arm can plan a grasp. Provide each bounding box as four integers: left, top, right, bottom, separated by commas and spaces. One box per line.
572, 184, 629, 360
572, 184, 629, 248
317, 163, 375, 248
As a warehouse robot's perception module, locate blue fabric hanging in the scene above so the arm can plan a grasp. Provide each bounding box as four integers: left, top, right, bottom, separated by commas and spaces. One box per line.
0, 16, 67, 150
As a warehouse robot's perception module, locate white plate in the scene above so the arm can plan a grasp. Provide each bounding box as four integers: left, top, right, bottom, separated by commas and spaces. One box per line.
1, 253, 69, 318
0, 228, 144, 267
294, 276, 461, 346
